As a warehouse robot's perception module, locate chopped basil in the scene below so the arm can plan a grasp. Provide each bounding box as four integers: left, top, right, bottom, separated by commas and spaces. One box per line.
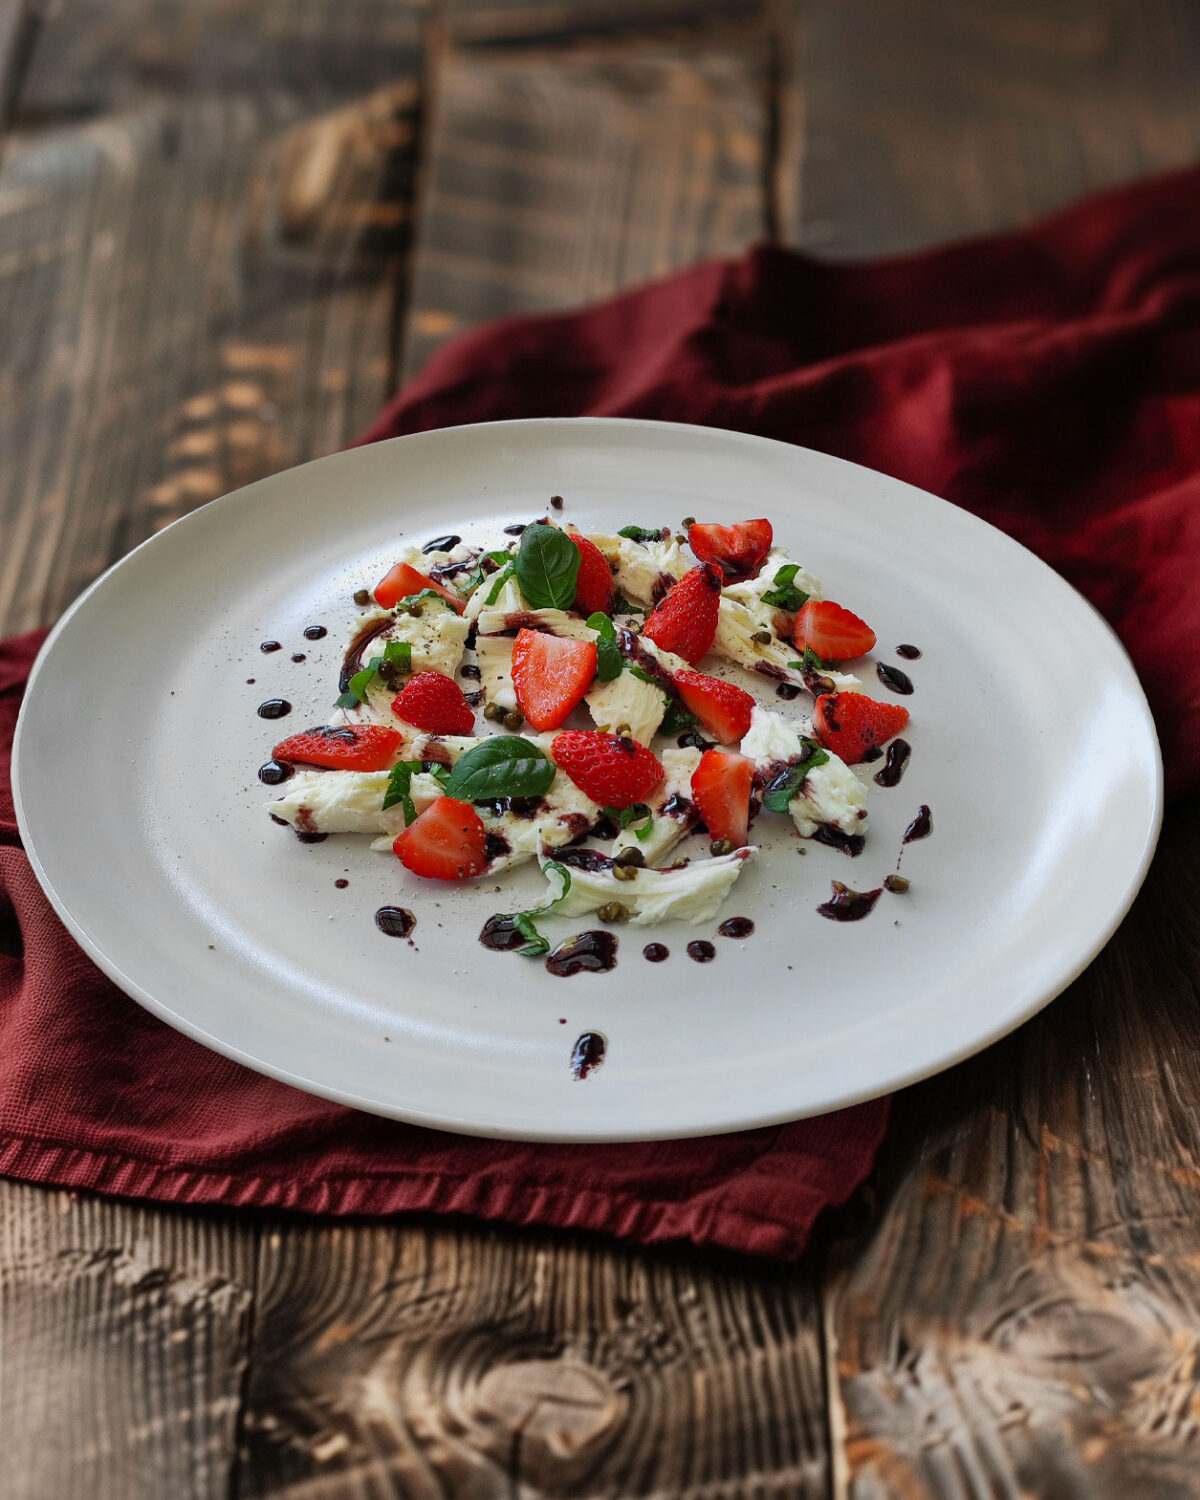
514, 523, 579, 609
586, 611, 623, 681
335, 639, 412, 707
483, 558, 517, 606
396, 588, 457, 615
491, 862, 573, 958
382, 760, 425, 824
460, 549, 514, 597
661, 697, 699, 735
611, 591, 645, 616
627, 663, 659, 687
444, 735, 556, 801
761, 563, 810, 612
762, 741, 830, 812
617, 525, 666, 543
603, 803, 654, 840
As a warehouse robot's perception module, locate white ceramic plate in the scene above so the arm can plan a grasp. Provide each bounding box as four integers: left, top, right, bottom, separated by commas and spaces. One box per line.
13, 419, 1162, 1140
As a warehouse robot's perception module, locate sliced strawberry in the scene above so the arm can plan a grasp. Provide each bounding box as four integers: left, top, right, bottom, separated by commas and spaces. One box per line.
812, 692, 909, 765
391, 670, 476, 735
793, 600, 876, 660
640, 563, 723, 666
393, 796, 487, 880
568, 533, 615, 615
673, 669, 755, 744
273, 724, 401, 772
691, 750, 755, 847
374, 561, 464, 613
551, 730, 663, 809
687, 520, 772, 583
511, 629, 597, 731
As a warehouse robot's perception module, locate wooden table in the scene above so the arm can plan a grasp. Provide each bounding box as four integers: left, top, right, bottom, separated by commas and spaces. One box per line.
2, 3, 1199, 1494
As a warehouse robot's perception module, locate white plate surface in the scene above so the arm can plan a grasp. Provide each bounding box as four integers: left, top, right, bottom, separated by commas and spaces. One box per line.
13, 419, 1162, 1140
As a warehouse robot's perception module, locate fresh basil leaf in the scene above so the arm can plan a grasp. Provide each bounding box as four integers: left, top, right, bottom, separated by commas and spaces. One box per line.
461, 549, 513, 597
761, 563, 810, 612
762, 741, 830, 812
490, 862, 573, 959
612, 802, 654, 841
586, 614, 622, 681
661, 698, 699, 735
511, 912, 550, 957
617, 525, 665, 543
483, 558, 516, 606
336, 640, 412, 708
427, 761, 452, 787
444, 736, 556, 801
334, 688, 360, 709
586, 611, 616, 641
611, 591, 645, 616
382, 760, 425, 823
514, 523, 579, 610
627, 663, 659, 687
397, 588, 457, 615
634, 816, 655, 843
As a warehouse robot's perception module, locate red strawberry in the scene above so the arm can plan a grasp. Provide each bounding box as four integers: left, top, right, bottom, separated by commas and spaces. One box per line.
640, 563, 723, 666
687, 519, 772, 583
673, 669, 755, 744
793, 600, 876, 660
374, 561, 464, 613
568, 533, 615, 615
691, 750, 755, 847
391, 671, 476, 735
273, 724, 401, 772
812, 692, 909, 765
393, 796, 487, 880
511, 629, 597, 731
551, 730, 663, 809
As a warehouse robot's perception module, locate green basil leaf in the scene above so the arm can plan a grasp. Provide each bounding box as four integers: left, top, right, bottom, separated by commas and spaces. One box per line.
613, 803, 654, 841
484, 558, 516, 606
428, 761, 452, 788
660, 698, 699, 735
586, 611, 616, 641
382, 760, 426, 822
489, 862, 573, 959
627, 663, 659, 686
586, 615, 623, 682
617, 525, 665, 543
511, 912, 550, 957
762, 741, 830, 812
761, 563, 811, 612
611, 591, 645, 616
461, 549, 514, 597
444, 736, 556, 801
337, 640, 412, 708
397, 588, 457, 615
514, 523, 579, 610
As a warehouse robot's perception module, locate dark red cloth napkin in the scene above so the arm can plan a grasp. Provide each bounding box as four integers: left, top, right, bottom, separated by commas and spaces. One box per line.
3, 165, 1198, 1258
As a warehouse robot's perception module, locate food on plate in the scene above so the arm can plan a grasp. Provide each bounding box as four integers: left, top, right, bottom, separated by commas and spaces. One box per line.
263, 512, 916, 956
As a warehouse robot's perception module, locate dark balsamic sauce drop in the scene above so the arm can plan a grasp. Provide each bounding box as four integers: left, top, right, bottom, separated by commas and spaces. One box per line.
687, 940, 716, 963
503, 522, 527, 536
303, 625, 328, 640
422, 535, 461, 554
260, 640, 281, 653
375, 906, 415, 938
902, 805, 933, 843
875, 738, 911, 788
896, 643, 921, 659
861, 744, 883, 762
813, 824, 865, 857
257, 699, 291, 719
479, 914, 528, 951
296, 831, 328, 844
554, 847, 614, 873
258, 759, 294, 785
460, 663, 482, 680
776, 682, 801, 701
570, 1031, 607, 1079
876, 662, 914, 695
335, 878, 349, 889
643, 943, 669, 963
546, 931, 618, 976
291, 653, 306, 663
817, 882, 883, 922
717, 917, 754, 939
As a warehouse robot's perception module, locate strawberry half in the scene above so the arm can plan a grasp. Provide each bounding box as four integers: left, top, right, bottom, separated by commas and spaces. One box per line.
391, 670, 476, 736
393, 796, 487, 880
374, 561, 464, 613
511, 629, 597, 731
812, 692, 909, 765
640, 563, 723, 666
793, 600, 876, 660
551, 730, 663, 809
273, 724, 401, 772
691, 750, 755, 847
687, 520, 772, 583
673, 669, 755, 744
569, 533, 615, 615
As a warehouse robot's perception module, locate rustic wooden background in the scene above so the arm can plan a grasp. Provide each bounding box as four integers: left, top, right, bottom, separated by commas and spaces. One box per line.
2, 1, 1200, 1495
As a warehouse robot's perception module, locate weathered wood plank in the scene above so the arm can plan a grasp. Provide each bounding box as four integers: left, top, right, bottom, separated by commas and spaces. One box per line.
781, 0, 1200, 255
402, 27, 769, 379
829, 796, 1200, 1498
450, 0, 761, 46
238, 1219, 829, 1499
0, 1183, 256, 1500
0, 0, 425, 636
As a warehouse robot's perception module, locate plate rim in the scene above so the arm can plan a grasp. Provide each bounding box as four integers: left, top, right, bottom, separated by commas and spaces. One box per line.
12, 416, 1165, 1141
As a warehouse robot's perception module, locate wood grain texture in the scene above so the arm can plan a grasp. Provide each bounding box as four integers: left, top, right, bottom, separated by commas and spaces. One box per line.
449, 0, 762, 46
0, 1183, 255, 1500
402, 26, 769, 379
829, 794, 1200, 1498
0, 0, 425, 635
782, 0, 1200, 256
238, 1219, 829, 1499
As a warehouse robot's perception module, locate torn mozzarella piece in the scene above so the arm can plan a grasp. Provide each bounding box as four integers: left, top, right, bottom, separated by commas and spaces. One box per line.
349, 607, 471, 724
584, 630, 687, 745
463, 564, 523, 623
266, 769, 444, 839
723, 550, 823, 609
474, 635, 518, 713
740, 705, 867, 842
474, 607, 598, 641
539, 847, 755, 926
581, 531, 686, 606
712, 596, 804, 679
610, 746, 701, 864
480, 776, 604, 874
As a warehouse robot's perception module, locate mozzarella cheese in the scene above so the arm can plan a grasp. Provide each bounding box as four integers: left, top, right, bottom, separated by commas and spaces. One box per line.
723, 550, 823, 609
539, 847, 755, 926
586, 670, 666, 746
475, 607, 597, 641
266, 768, 444, 839
581, 531, 687, 606
739, 705, 866, 839
350, 606, 471, 725
474, 635, 518, 712
610, 746, 701, 863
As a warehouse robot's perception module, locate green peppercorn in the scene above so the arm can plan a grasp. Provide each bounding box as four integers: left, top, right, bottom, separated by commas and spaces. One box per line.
614, 848, 644, 869
883, 874, 910, 894
502, 710, 524, 732
612, 863, 637, 883
751, 630, 772, 645
710, 838, 736, 856
598, 901, 629, 924
682, 516, 695, 529
483, 703, 504, 723
353, 588, 372, 606
408, 602, 424, 618
614, 723, 632, 738
671, 857, 690, 869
